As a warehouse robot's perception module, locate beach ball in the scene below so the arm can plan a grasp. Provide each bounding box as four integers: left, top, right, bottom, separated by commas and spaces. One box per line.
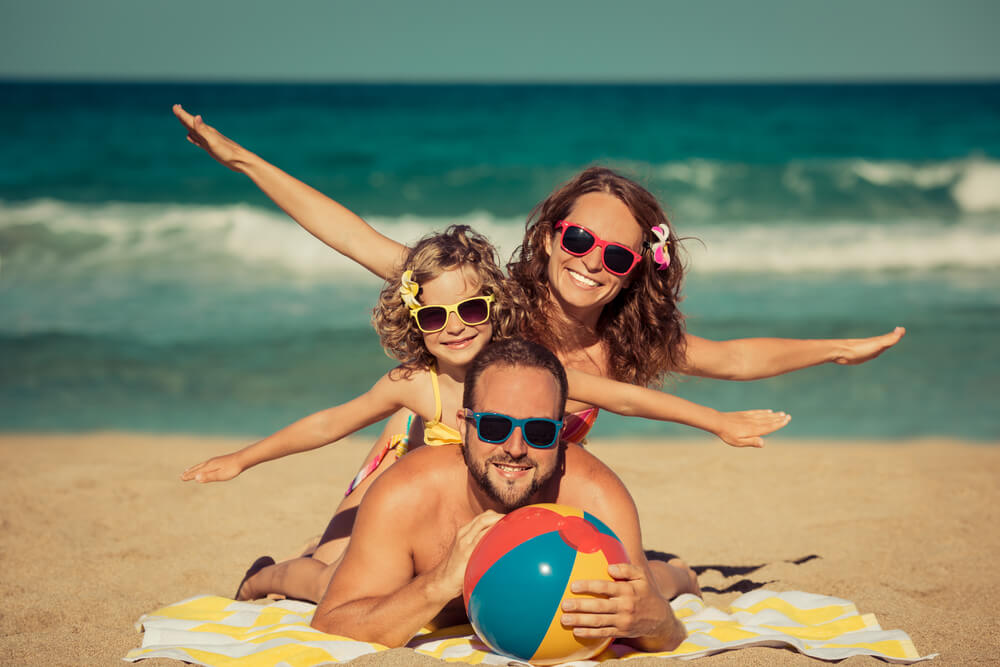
463, 503, 629, 665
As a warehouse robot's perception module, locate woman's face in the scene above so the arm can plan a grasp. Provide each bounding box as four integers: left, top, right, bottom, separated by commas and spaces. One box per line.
542, 191, 645, 317
417, 266, 494, 370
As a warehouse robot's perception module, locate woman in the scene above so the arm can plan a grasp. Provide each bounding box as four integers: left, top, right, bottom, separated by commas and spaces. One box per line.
172, 105, 902, 596
172, 104, 903, 404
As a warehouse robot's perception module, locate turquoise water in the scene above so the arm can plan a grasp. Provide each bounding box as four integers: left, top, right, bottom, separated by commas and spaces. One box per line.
1, 82, 998, 439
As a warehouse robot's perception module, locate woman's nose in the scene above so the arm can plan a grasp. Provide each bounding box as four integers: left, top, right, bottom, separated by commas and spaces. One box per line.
581, 245, 604, 272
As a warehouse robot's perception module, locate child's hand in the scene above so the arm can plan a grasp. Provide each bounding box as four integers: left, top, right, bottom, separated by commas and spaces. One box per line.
716, 409, 791, 448
181, 453, 245, 483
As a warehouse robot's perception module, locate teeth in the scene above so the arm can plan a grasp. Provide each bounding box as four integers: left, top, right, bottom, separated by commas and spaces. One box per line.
495, 464, 528, 472
568, 269, 599, 287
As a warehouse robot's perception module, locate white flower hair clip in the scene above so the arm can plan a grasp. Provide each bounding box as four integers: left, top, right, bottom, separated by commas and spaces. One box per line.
648, 224, 671, 270
399, 270, 421, 309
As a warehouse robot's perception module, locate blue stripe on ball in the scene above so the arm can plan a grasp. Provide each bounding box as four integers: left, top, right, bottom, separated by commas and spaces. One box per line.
467, 530, 577, 661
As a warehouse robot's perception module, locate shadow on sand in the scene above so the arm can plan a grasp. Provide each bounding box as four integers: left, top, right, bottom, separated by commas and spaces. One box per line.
645, 550, 821, 595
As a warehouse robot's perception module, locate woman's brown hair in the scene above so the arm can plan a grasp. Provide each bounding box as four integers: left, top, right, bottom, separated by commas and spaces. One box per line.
373, 225, 515, 373
507, 167, 686, 387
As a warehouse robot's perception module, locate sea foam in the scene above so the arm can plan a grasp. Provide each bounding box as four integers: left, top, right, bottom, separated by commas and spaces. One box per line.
687, 221, 1000, 274
2, 198, 998, 284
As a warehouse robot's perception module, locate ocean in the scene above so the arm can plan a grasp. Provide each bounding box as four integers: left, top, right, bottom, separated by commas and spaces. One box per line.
1, 82, 998, 440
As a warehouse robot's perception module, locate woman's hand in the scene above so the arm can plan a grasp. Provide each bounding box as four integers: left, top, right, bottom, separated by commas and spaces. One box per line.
181, 452, 245, 483
832, 326, 906, 365
171, 103, 406, 280
173, 104, 248, 171
715, 409, 791, 448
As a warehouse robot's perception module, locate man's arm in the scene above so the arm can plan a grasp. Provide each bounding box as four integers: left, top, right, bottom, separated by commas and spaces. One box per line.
310, 455, 502, 646
559, 450, 687, 652
679, 327, 905, 381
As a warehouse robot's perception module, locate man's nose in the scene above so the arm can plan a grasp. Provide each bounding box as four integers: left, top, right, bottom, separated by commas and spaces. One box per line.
502, 427, 528, 458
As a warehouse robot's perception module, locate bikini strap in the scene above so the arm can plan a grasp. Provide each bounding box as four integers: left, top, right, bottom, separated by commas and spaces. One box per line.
429, 363, 443, 423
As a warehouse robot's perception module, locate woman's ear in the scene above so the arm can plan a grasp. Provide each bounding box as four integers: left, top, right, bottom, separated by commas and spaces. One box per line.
542, 227, 553, 258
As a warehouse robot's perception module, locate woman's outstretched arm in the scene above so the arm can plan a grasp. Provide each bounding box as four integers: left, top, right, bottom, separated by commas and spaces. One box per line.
173, 104, 407, 280
679, 326, 906, 381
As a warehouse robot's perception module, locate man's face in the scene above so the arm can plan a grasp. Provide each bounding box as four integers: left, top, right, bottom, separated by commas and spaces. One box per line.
459, 364, 564, 512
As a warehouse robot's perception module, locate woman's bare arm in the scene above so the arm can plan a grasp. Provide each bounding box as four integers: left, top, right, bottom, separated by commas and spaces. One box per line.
679, 327, 905, 381
173, 104, 407, 279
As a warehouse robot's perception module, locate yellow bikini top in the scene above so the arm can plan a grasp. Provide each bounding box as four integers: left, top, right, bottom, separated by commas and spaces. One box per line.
422, 365, 462, 447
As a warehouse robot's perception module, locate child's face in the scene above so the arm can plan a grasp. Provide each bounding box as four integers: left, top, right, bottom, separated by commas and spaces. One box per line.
418, 266, 494, 370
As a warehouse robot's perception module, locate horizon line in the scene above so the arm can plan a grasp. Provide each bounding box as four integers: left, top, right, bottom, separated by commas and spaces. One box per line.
2, 74, 999, 86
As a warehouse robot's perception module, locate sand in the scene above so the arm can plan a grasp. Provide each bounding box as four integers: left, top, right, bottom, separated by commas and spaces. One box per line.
1, 432, 997, 665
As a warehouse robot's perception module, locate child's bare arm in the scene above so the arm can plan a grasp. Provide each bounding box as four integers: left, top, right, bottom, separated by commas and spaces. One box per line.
565, 369, 790, 448
181, 373, 412, 482
173, 104, 407, 280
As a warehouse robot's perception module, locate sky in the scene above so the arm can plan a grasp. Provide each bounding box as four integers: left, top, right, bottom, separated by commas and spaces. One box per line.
1, 0, 998, 82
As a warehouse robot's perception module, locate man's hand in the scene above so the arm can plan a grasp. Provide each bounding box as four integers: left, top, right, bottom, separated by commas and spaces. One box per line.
181, 452, 244, 483
559, 563, 681, 650
429, 511, 503, 601
833, 326, 906, 365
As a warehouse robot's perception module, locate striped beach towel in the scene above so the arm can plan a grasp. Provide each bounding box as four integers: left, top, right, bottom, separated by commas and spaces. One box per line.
125, 589, 933, 665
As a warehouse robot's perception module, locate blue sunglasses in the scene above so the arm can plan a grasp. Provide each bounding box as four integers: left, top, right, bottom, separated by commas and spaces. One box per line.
464, 410, 563, 449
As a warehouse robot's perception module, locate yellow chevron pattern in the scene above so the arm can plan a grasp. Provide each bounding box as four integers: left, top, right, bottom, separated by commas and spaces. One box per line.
126, 589, 934, 665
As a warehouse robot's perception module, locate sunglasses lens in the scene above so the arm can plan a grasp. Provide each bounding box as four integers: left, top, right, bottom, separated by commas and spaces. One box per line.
416, 306, 448, 332
523, 420, 559, 448
457, 298, 489, 325
477, 414, 514, 443
561, 223, 637, 275
561, 225, 596, 255
602, 246, 636, 274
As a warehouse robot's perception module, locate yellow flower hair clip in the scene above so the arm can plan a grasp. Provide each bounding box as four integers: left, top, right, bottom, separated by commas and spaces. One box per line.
399, 270, 421, 309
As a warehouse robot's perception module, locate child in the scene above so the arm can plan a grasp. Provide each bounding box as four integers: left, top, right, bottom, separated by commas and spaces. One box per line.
182, 225, 789, 602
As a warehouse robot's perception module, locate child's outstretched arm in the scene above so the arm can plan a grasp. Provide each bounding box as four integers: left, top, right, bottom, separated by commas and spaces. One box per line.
565, 369, 791, 448
679, 327, 905, 381
181, 373, 410, 482
172, 104, 407, 280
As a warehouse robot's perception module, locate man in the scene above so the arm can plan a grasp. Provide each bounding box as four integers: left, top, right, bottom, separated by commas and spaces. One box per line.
310, 339, 695, 652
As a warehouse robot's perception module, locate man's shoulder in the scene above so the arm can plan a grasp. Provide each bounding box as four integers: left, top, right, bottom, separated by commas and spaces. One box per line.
396, 442, 465, 474
364, 444, 465, 509
352, 445, 469, 554
556, 444, 643, 551
559, 443, 631, 504
563, 442, 619, 479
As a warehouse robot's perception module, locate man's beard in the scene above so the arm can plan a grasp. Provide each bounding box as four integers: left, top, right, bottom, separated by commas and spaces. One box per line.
463, 443, 562, 513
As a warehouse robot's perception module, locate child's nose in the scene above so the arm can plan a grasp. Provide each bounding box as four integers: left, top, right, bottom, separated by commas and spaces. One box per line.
444, 310, 465, 333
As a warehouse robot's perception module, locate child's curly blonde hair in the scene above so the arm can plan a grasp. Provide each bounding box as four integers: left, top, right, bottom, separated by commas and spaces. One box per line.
374, 225, 514, 372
